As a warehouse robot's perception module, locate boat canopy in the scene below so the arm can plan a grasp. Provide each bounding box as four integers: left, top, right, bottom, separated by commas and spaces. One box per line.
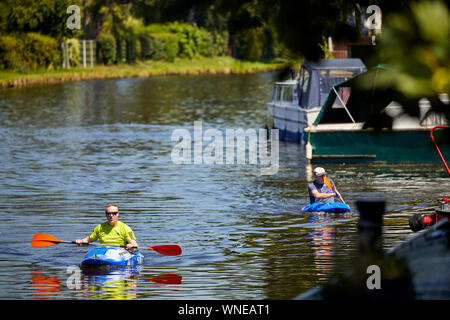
313, 65, 392, 125
298, 59, 367, 109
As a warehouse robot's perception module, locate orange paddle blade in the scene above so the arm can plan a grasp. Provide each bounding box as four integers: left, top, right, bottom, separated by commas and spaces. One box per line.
323, 176, 335, 190
31, 233, 62, 247
324, 176, 346, 204
148, 245, 182, 256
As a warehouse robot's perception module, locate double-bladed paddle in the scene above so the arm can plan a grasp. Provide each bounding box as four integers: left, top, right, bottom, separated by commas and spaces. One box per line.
31, 233, 182, 256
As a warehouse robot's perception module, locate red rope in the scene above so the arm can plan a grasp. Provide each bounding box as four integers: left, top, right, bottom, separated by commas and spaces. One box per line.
430, 126, 450, 177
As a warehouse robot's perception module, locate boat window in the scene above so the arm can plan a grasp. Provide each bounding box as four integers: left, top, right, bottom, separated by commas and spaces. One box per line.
319, 70, 359, 96
282, 86, 294, 102
298, 68, 310, 106
272, 86, 278, 101
276, 86, 282, 101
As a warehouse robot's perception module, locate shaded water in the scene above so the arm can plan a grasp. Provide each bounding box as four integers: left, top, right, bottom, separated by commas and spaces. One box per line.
0, 73, 448, 300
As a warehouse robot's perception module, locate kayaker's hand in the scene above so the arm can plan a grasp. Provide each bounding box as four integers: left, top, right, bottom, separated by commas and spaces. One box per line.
75, 239, 88, 246
126, 243, 138, 252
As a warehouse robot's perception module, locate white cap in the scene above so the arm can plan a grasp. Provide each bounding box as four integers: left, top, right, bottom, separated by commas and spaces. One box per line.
313, 167, 326, 176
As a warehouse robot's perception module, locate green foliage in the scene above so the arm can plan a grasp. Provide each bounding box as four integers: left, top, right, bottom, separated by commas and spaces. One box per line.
66, 38, 80, 67
97, 33, 116, 65
0, 33, 60, 72
351, 0, 450, 129
98, 3, 143, 38
139, 33, 178, 62
374, 0, 450, 98
0, 0, 82, 40
212, 31, 229, 56
235, 27, 265, 61
164, 35, 179, 62
116, 37, 127, 63
0, 35, 25, 71
137, 22, 228, 61
126, 37, 139, 64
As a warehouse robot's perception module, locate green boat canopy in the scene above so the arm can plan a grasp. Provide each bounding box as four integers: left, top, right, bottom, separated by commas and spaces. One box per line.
313, 65, 392, 125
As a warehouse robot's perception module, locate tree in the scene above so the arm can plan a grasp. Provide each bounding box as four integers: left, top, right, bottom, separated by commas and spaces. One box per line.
0, 0, 82, 40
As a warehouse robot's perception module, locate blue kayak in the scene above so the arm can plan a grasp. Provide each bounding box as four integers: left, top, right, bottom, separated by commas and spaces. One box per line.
301, 202, 351, 213
81, 247, 144, 267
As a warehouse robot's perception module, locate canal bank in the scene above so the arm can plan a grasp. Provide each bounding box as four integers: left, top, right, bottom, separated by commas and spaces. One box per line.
0, 57, 291, 89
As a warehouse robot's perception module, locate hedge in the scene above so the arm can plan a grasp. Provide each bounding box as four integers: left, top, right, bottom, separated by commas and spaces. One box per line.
0, 32, 60, 72
137, 22, 228, 61
139, 33, 178, 62
97, 33, 116, 65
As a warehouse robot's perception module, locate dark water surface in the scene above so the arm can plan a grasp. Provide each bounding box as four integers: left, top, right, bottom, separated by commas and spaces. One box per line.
0, 73, 448, 300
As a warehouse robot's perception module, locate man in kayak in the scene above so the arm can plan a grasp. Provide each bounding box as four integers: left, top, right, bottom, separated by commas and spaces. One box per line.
308, 167, 341, 204
75, 203, 139, 252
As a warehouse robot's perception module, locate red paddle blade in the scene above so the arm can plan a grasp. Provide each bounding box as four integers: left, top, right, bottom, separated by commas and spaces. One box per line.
31, 233, 62, 247
148, 245, 182, 256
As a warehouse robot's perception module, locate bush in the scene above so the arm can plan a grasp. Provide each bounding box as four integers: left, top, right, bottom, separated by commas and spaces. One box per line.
140, 35, 162, 60
0, 32, 59, 72
137, 22, 228, 61
126, 37, 140, 63
116, 37, 126, 63
164, 34, 178, 62
167, 22, 200, 59
97, 33, 116, 65
0, 34, 25, 71
235, 27, 265, 61
212, 31, 228, 56
66, 38, 80, 67
25, 33, 60, 70
139, 33, 178, 62
196, 29, 214, 57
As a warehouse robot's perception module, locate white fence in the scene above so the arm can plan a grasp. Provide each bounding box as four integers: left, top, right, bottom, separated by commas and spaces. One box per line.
61, 39, 96, 69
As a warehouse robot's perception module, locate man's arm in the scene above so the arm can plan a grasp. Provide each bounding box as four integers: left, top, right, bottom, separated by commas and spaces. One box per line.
311, 189, 337, 200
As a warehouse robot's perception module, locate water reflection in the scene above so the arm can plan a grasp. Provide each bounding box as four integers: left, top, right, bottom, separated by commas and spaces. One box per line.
307, 213, 354, 279
31, 272, 61, 299
81, 267, 141, 300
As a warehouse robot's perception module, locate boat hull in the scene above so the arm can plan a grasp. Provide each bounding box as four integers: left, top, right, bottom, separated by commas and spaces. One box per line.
310, 128, 450, 163
81, 247, 144, 267
267, 103, 321, 142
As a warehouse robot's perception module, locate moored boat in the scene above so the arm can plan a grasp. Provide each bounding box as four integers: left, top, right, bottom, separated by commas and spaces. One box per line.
266, 59, 366, 142
81, 246, 144, 267
305, 66, 450, 163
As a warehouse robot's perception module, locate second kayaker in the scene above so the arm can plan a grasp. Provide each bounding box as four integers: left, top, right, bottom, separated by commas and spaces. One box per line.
75, 203, 139, 252
308, 167, 340, 204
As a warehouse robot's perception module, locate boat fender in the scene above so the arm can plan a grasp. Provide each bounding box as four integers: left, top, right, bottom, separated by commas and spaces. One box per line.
306, 142, 312, 161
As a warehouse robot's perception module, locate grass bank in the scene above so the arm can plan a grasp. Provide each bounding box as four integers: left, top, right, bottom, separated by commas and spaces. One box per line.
0, 56, 294, 89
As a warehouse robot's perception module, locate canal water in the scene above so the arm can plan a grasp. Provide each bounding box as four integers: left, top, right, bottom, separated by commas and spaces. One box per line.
0, 72, 448, 300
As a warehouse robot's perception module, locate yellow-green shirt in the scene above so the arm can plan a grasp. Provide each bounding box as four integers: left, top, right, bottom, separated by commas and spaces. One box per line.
89, 221, 136, 246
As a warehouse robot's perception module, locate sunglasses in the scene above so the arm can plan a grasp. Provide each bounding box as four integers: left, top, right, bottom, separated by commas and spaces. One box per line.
105, 211, 118, 216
